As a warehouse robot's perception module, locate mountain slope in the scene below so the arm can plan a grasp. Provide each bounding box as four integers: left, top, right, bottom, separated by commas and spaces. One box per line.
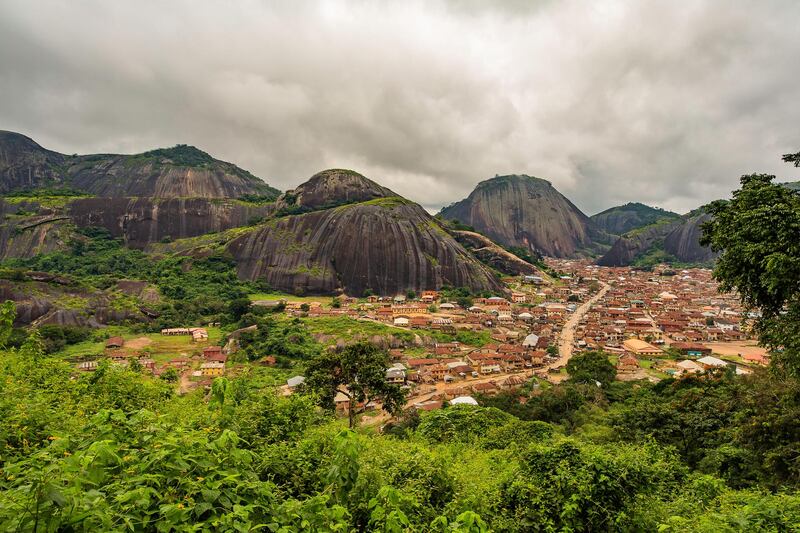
224, 170, 505, 296
591, 202, 680, 235
597, 210, 716, 267
439, 175, 604, 258
0, 131, 68, 191
0, 131, 279, 199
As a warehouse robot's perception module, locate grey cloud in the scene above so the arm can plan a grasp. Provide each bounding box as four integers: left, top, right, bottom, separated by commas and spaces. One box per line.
0, 0, 798, 215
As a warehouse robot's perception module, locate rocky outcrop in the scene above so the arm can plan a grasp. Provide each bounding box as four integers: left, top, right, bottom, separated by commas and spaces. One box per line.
226, 176, 504, 296
451, 230, 543, 277
439, 175, 600, 258
597, 211, 716, 266
590, 202, 679, 235
663, 212, 717, 264
0, 276, 148, 326
67, 197, 271, 249
596, 220, 680, 266
0, 217, 73, 261
274, 169, 395, 212
0, 131, 67, 192
0, 131, 279, 198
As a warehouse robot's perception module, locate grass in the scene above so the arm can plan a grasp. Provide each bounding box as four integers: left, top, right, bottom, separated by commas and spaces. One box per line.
303, 316, 415, 343
56, 326, 225, 363
248, 292, 332, 304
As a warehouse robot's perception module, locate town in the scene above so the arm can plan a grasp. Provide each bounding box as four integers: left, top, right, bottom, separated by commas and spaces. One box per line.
73, 259, 765, 420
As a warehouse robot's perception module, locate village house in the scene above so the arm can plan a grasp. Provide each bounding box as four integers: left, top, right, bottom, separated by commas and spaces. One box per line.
77, 360, 98, 372
622, 338, 663, 356
161, 328, 192, 336
385, 366, 406, 384
617, 354, 640, 373
676, 359, 703, 375
105, 336, 124, 349
200, 361, 225, 377
420, 290, 439, 303
191, 328, 209, 342
697, 355, 729, 370
671, 343, 712, 358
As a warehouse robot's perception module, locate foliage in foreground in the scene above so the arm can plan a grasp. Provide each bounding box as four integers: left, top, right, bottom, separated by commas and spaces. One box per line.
2, 317, 800, 531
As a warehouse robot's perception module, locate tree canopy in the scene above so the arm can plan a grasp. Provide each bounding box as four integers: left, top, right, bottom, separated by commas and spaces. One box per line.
702, 156, 800, 376
566, 350, 617, 387
305, 341, 406, 428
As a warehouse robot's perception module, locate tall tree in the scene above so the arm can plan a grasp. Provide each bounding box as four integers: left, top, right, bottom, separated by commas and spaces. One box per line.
702, 155, 800, 376
566, 350, 616, 388
305, 341, 406, 428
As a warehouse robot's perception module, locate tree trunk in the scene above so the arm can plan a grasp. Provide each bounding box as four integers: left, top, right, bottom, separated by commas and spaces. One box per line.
348, 402, 355, 429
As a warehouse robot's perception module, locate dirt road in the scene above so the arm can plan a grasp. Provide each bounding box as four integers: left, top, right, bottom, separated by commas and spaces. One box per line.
550, 282, 610, 370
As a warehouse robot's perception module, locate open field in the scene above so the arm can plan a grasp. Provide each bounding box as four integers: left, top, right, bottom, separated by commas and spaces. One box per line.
56, 326, 224, 362
248, 292, 339, 304
706, 341, 767, 358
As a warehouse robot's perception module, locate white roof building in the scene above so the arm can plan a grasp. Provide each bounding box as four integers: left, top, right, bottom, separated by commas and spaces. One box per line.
697, 356, 728, 368
450, 396, 479, 406
522, 333, 540, 348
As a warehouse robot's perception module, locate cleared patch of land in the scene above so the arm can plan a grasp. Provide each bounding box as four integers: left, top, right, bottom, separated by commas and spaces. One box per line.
248, 292, 337, 304
706, 341, 767, 358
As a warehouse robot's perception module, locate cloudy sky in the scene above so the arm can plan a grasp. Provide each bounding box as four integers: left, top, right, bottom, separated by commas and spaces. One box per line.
1, 0, 798, 214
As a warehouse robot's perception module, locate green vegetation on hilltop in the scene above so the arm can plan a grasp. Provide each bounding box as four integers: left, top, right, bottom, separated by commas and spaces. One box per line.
591, 202, 680, 235
137, 144, 216, 166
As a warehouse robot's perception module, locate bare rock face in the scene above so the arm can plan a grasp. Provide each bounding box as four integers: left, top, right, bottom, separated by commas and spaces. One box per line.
0, 131, 67, 192
597, 211, 716, 266
596, 221, 680, 266
227, 171, 504, 295
451, 230, 543, 277
67, 198, 271, 249
0, 131, 279, 198
66, 148, 278, 199
663, 212, 717, 264
274, 169, 395, 212
439, 175, 598, 258
0, 217, 72, 261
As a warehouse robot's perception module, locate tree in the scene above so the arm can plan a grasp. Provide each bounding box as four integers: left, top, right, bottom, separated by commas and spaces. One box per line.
161, 367, 179, 383
0, 301, 15, 349
305, 341, 406, 428
228, 298, 252, 322
566, 351, 616, 387
701, 162, 800, 376
783, 151, 800, 167
129, 357, 143, 373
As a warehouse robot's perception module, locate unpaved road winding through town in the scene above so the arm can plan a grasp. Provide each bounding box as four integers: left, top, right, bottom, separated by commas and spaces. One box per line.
550, 281, 611, 371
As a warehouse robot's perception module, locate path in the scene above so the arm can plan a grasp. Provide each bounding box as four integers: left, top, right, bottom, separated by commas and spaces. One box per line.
549, 282, 610, 370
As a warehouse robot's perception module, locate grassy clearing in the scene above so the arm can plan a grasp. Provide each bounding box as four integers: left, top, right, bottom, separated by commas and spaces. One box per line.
56, 326, 224, 362
248, 292, 334, 304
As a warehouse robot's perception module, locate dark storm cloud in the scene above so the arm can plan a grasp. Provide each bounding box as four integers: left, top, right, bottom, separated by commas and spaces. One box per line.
1, 0, 798, 214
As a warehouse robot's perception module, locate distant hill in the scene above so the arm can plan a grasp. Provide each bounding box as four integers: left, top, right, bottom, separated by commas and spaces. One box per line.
439, 174, 611, 258
597, 210, 716, 267
0, 131, 280, 199
590, 202, 680, 235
